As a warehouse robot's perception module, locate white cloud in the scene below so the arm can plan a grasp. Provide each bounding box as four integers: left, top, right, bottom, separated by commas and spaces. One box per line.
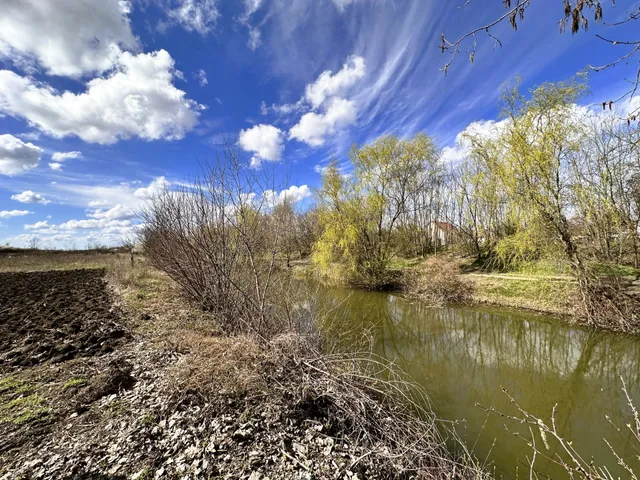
16, 131, 41, 141
0, 0, 138, 78
238, 0, 264, 51
52, 151, 82, 162
168, 0, 220, 35
0, 50, 203, 144
59, 218, 133, 231
195, 69, 208, 86
48, 162, 63, 171
265, 185, 312, 206
440, 119, 508, 164
0, 134, 42, 176
134, 176, 170, 200
88, 204, 137, 221
11, 190, 50, 205
289, 97, 357, 147
248, 28, 262, 51
51, 177, 169, 209
264, 54, 365, 147
25, 218, 133, 232
305, 56, 365, 109
238, 124, 285, 168
25, 220, 50, 230
0, 210, 31, 219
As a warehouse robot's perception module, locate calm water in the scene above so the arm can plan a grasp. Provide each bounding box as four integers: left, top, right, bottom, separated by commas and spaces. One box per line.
309, 282, 640, 479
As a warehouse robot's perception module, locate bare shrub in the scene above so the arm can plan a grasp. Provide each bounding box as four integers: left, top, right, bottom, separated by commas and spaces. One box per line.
140, 147, 305, 339
405, 256, 472, 305
572, 272, 640, 334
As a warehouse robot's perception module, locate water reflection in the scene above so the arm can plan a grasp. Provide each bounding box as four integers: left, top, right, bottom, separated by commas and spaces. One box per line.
311, 282, 640, 479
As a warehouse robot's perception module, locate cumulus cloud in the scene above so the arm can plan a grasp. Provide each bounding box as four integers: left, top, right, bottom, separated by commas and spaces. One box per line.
88, 204, 137, 221
0, 134, 42, 175
266, 55, 365, 148
305, 56, 365, 109
264, 185, 312, 206
11, 190, 51, 205
25, 218, 133, 232
0, 50, 203, 144
52, 151, 82, 162
289, 97, 357, 147
238, 124, 285, 168
48, 162, 63, 171
0, 0, 138, 78
134, 176, 170, 200
0, 210, 31, 219
440, 119, 509, 164
167, 0, 220, 35
24, 220, 51, 230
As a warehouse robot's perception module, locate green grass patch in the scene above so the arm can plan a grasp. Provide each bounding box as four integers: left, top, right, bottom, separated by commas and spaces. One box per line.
0, 393, 52, 425
511, 260, 572, 277
470, 275, 576, 315
0, 377, 35, 396
388, 257, 424, 269
588, 262, 640, 278
63, 378, 87, 390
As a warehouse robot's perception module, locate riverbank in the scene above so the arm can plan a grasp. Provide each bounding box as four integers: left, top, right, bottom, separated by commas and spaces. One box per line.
0, 253, 486, 479
292, 256, 640, 321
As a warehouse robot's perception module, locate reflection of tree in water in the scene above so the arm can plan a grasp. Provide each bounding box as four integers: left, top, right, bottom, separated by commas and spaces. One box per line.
313, 282, 640, 479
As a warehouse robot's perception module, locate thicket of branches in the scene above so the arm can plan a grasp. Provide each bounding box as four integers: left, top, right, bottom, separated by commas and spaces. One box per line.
140, 148, 313, 339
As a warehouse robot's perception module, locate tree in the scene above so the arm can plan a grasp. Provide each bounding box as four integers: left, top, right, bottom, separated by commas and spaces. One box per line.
272, 198, 297, 267
469, 78, 588, 270
314, 134, 441, 287
28, 236, 41, 250
467, 76, 639, 329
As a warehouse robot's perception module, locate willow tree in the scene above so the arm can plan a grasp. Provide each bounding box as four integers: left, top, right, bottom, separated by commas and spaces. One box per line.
468, 77, 639, 329
466, 78, 588, 270
313, 134, 441, 287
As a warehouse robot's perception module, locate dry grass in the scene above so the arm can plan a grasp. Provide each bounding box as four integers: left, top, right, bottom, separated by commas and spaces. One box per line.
405, 256, 472, 305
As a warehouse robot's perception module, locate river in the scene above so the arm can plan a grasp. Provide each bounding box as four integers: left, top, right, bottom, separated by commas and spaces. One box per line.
307, 281, 640, 479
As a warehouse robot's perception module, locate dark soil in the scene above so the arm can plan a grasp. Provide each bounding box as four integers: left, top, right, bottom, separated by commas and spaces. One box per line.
0, 269, 128, 370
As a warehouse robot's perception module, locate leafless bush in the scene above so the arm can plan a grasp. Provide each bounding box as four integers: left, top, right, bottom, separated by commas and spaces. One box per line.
140, 147, 303, 339
405, 256, 472, 305
573, 271, 640, 334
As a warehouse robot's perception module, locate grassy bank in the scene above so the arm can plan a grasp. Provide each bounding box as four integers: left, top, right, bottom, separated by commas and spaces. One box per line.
0, 252, 487, 479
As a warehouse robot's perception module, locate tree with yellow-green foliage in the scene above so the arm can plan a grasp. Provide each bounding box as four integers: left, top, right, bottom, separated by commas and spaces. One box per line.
313, 134, 440, 288
466, 76, 589, 273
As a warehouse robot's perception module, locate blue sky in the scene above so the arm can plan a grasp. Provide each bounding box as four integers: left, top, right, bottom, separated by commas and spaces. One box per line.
0, 0, 638, 248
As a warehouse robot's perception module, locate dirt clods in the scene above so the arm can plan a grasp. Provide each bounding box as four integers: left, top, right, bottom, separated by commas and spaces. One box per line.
0, 269, 128, 371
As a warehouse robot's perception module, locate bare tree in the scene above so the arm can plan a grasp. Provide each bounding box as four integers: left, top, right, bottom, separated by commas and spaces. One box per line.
140, 146, 304, 338
28, 236, 41, 250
